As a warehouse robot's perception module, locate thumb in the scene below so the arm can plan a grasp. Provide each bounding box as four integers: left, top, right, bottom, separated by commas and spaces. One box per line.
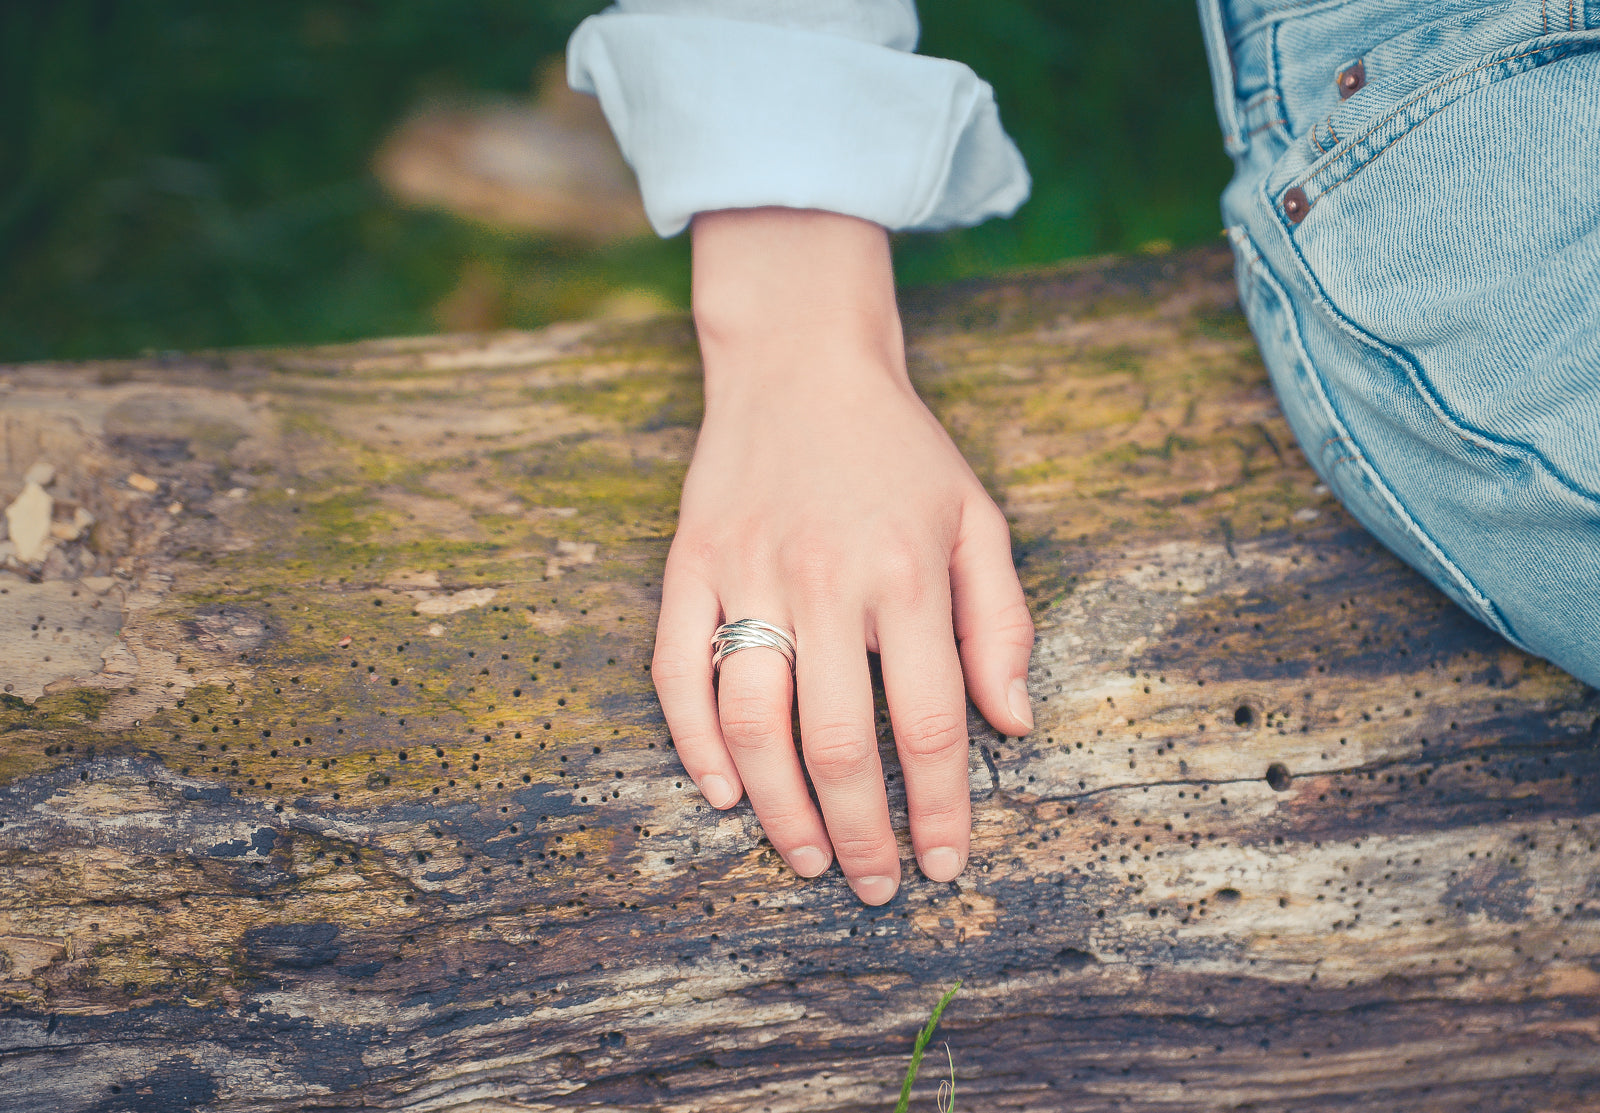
950, 498, 1035, 736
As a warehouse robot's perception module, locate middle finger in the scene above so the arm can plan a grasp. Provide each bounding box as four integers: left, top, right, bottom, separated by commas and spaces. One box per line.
796, 610, 900, 905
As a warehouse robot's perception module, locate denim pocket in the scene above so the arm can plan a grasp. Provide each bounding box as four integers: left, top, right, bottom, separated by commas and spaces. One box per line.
1264, 27, 1600, 243
1266, 0, 1565, 145
1278, 37, 1600, 504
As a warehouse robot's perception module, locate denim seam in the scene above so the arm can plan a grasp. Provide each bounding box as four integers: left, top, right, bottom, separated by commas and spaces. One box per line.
1198, 0, 1244, 154
1268, 22, 1282, 112
1233, 227, 1519, 642
1286, 34, 1600, 203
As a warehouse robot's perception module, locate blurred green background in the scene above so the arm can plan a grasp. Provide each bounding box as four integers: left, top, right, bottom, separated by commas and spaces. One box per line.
0, 0, 1231, 362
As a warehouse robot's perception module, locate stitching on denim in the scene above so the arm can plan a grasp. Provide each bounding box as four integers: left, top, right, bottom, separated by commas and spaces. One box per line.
1247, 118, 1289, 137
1290, 38, 1597, 202
1544, 0, 1550, 34
1268, 22, 1282, 117
1311, 123, 1328, 153
1572, 0, 1577, 30
1243, 90, 1282, 109
1230, 225, 1265, 324
1236, 231, 1515, 638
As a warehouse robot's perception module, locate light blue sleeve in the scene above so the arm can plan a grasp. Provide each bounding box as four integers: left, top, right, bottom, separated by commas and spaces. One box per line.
566, 0, 1031, 237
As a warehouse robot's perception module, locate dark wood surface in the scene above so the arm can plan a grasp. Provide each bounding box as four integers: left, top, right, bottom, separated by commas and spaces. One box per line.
1, 246, 1596, 1112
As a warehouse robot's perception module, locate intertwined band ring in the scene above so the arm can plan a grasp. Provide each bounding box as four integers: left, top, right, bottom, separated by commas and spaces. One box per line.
711, 618, 797, 675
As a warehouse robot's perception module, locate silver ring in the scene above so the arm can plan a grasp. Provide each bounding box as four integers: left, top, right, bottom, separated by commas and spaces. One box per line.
711, 618, 796, 675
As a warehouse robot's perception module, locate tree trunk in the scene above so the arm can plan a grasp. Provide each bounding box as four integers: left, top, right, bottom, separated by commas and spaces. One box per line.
1, 246, 1596, 1112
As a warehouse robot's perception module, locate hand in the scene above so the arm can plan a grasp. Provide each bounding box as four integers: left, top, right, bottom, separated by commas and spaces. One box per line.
651, 209, 1035, 904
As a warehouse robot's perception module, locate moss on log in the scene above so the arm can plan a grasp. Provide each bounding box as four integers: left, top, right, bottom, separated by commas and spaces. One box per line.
0, 246, 1596, 1112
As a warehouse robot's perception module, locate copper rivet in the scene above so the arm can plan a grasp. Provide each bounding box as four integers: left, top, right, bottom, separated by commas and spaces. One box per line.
1284, 186, 1310, 224
1338, 59, 1366, 100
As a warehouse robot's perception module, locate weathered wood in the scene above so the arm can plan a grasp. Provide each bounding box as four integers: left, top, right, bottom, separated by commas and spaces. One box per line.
1, 245, 1597, 1112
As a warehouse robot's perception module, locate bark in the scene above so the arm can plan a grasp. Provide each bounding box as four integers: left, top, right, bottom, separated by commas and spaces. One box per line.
0, 246, 1596, 1112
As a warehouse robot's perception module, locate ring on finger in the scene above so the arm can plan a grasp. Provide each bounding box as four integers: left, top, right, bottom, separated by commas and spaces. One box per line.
711, 618, 796, 675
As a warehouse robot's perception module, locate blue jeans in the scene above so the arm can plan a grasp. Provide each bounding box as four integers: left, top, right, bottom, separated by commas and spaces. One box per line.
1198, 0, 1600, 687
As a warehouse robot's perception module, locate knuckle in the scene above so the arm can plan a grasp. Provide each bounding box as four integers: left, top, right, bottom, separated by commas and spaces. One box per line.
960, 594, 1036, 649
666, 532, 721, 577
649, 648, 703, 687
895, 708, 968, 758
874, 542, 932, 608
876, 536, 924, 582
802, 726, 876, 781
907, 791, 969, 829
720, 719, 786, 752
969, 497, 1012, 540
666, 731, 720, 762
717, 694, 786, 748
751, 801, 816, 841
985, 597, 1036, 645
828, 828, 897, 864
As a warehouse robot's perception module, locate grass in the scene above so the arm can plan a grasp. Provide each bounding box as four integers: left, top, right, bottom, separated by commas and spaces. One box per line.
895, 980, 962, 1112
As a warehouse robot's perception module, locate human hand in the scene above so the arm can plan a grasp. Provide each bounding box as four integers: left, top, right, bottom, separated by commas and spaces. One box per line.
651, 209, 1035, 905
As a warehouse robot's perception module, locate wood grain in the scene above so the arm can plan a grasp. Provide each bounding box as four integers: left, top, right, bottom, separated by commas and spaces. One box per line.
1, 246, 1596, 1112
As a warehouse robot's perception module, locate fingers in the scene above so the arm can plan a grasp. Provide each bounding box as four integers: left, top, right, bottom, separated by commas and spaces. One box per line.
795, 612, 900, 904
951, 499, 1036, 737
652, 558, 743, 809
714, 616, 834, 878
876, 585, 972, 884
660, 501, 1023, 903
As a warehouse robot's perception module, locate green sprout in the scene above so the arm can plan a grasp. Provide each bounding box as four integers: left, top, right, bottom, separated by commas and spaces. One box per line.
894, 980, 961, 1113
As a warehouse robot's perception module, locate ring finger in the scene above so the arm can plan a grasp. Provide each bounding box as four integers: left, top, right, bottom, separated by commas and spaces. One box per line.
715, 604, 834, 878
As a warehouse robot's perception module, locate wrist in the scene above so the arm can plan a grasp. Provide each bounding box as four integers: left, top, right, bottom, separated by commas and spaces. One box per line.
690, 208, 908, 399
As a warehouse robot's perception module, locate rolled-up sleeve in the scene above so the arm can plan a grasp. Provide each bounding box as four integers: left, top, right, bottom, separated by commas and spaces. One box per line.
566, 0, 1030, 237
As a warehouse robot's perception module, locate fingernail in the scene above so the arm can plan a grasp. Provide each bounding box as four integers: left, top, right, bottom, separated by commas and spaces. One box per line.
700, 774, 737, 808
1008, 676, 1034, 732
919, 846, 963, 883
849, 875, 898, 905
789, 845, 829, 878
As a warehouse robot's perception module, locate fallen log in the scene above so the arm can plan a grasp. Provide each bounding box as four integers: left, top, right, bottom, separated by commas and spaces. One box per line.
1, 245, 1596, 1112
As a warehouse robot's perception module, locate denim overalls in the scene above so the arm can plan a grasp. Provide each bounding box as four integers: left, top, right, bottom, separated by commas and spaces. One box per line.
1197, 0, 1600, 687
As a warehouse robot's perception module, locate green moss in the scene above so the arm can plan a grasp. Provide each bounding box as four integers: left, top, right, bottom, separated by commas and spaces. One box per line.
0, 688, 112, 733
520, 370, 703, 431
